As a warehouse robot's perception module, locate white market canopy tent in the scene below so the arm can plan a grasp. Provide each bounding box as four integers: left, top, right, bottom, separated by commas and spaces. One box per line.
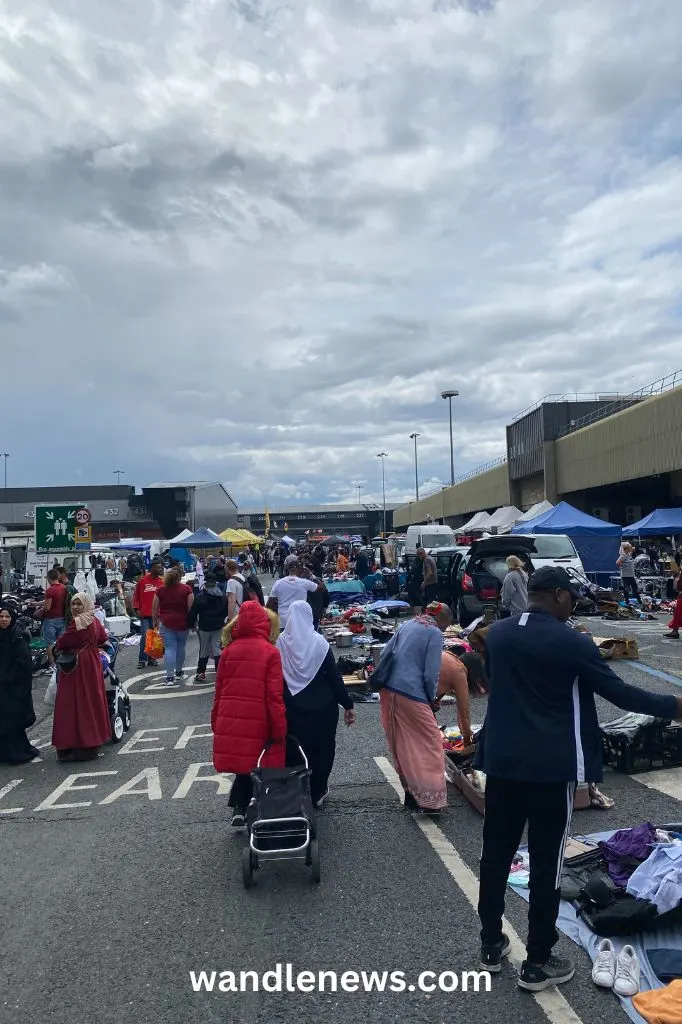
455, 511, 494, 534
497, 500, 554, 533
169, 528, 193, 544
486, 505, 523, 533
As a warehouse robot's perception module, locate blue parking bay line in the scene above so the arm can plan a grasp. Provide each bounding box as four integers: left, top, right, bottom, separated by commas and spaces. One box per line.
631, 662, 682, 688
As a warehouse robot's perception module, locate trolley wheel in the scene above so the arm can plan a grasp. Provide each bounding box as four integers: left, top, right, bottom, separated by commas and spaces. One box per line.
111, 713, 125, 743
242, 846, 253, 889
309, 839, 321, 884
122, 701, 131, 731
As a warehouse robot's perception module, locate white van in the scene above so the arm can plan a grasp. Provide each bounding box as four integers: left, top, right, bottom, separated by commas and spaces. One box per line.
405, 524, 455, 558
524, 534, 585, 574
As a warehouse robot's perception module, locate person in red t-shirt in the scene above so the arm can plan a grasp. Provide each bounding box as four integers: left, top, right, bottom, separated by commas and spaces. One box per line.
152, 567, 194, 684
133, 561, 165, 669
40, 568, 67, 667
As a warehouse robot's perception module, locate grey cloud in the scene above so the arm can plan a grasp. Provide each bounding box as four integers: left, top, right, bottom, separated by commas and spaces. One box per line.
0, 0, 681, 504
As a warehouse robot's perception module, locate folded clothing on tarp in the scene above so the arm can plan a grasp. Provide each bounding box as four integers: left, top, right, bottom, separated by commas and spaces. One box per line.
510, 827, 682, 1024
648, 949, 682, 983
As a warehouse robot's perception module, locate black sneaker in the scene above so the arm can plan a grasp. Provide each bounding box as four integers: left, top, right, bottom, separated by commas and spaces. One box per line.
480, 934, 511, 973
518, 956, 575, 992
231, 812, 245, 828
136, 662, 146, 670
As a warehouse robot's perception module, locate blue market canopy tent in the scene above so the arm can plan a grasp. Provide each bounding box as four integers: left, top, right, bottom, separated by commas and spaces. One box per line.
170, 527, 226, 548
512, 500, 621, 575
622, 508, 682, 537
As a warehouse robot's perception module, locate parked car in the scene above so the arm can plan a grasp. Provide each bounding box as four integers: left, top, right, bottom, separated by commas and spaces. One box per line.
521, 534, 584, 574
448, 537, 536, 626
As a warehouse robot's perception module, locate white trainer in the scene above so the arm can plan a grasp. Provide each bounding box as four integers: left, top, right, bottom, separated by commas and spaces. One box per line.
613, 945, 640, 997
592, 938, 616, 988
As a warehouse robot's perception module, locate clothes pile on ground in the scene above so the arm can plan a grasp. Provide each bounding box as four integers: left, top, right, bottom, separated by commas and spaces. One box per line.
507, 824, 682, 1022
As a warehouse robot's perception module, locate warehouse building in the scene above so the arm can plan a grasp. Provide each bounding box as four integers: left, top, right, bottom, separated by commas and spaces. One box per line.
394, 372, 682, 529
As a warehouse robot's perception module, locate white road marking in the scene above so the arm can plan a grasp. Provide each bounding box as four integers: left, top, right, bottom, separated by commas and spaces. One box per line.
34, 771, 118, 811
100, 767, 162, 804
375, 757, 585, 1024
172, 763, 234, 799
630, 766, 682, 801
123, 671, 215, 700
118, 728, 178, 754
0, 779, 23, 815
174, 724, 213, 750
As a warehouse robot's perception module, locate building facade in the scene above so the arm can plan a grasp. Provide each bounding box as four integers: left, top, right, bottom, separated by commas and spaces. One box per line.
239, 504, 398, 540
394, 375, 682, 529
0, 482, 238, 543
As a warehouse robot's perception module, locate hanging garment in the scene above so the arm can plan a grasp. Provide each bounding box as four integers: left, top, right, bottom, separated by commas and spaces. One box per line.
632, 980, 682, 1024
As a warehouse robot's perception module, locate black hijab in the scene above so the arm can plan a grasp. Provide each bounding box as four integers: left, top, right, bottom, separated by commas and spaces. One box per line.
0, 604, 18, 643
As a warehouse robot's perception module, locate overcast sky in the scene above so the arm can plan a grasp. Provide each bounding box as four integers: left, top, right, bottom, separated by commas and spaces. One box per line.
2, 0, 681, 508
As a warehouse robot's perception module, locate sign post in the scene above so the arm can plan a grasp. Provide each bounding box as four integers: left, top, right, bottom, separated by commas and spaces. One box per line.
34, 504, 89, 556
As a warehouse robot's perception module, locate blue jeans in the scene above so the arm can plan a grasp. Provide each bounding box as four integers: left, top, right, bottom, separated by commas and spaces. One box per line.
159, 626, 189, 679
138, 616, 154, 664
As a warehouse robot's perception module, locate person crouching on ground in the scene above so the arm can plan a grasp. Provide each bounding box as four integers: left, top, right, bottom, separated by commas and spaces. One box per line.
378, 601, 454, 816
52, 593, 112, 763
212, 602, 287, 828
188, 573, 228, 682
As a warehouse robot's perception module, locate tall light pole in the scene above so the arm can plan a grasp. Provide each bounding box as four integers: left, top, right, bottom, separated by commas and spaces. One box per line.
376, 452, 388, 535
113, 469, 124, 485
352, 480, 363, 504
441, 390, 460, 486
409, 433, 420, 501
2, 453, 8, 488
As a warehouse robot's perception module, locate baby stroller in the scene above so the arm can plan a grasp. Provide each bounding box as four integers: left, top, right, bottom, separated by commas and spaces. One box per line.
242, 736, 319, 889
101, 636, 132, 743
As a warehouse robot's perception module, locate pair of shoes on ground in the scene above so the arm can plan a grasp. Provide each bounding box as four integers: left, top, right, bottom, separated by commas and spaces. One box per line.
592, 940, 640, 997
480, 935, 575, 992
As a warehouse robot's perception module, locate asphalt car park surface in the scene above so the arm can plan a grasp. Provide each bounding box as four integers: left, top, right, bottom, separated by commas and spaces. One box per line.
2, 598, 682, 1024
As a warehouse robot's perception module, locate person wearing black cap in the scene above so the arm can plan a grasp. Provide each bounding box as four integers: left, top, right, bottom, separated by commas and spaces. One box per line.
475, 565, 682, 992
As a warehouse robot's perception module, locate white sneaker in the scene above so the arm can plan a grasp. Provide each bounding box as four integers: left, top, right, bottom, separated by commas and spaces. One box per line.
592, 938, 616, 988
613, 945, 640, 997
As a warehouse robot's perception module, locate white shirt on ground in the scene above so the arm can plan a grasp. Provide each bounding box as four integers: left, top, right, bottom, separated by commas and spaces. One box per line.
269, 576, 317, 628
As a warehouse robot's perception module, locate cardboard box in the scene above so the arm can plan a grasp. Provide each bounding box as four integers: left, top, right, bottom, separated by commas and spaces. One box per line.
593, 637, 639, 660
445, 755, 590, 814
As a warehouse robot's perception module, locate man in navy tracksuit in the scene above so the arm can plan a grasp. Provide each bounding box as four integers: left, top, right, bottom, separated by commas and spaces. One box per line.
475, 566, 681, 992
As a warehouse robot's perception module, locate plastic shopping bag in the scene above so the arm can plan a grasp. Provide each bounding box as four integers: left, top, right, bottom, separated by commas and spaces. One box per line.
44, 670, 58, 707
144, 628, 164, 660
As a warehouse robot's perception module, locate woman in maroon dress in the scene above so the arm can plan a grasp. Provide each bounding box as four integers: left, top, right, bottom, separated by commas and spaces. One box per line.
52, 592, 112, 762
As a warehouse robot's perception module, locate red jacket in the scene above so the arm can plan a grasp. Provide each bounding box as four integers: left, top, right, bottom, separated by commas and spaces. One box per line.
211, 602, 287, 775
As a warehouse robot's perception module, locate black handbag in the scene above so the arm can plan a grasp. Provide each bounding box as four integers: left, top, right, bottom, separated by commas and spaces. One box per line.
55, 650, 78, 672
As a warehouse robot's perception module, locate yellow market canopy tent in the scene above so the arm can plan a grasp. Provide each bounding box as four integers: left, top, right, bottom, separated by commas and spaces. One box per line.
236, 528, 262, 545
219, 528, 249, 546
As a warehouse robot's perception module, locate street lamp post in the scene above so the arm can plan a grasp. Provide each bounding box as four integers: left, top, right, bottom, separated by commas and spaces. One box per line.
2, 453, 8, 488
440, 390, 460, 486
113, 469, 124, 485
376, 453, 388, 536
409, 433, 420, 501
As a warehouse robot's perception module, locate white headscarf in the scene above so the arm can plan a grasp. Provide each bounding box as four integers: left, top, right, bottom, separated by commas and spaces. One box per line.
276, 600, 329, 696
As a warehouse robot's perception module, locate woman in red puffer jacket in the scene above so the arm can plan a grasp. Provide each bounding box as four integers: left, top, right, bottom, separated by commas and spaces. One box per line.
212, 601, 287, 827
